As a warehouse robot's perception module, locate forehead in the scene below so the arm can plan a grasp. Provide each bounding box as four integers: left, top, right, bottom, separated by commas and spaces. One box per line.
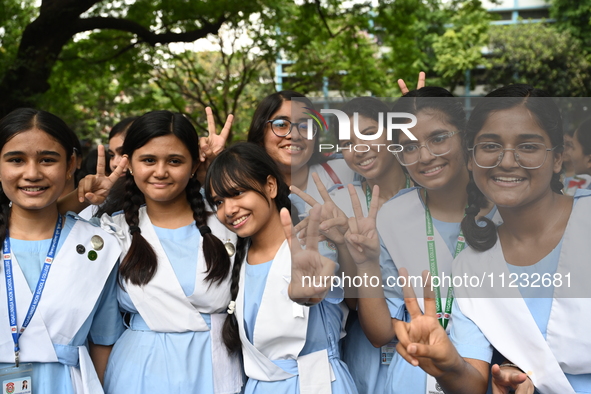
399, 110, 455, 142
134, 134, 191, 155
476, 106, 551, 144
2, 128, 65, 154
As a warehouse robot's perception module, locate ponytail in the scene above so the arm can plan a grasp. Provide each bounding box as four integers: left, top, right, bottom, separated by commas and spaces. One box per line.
460, 176, 497, 252
222, 236, 248, 354
186, 176, 231, 284
119, 173, 158, 286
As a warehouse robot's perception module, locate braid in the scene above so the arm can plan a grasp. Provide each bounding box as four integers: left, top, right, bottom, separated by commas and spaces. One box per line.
186, 176, 231, 284
119, 173, 158, 286
461, 176, 497, 251
222, 236, 248, 354
0, 187, 10, 246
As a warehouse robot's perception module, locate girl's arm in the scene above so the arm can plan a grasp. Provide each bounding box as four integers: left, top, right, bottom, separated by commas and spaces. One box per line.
89, 342, 113, 384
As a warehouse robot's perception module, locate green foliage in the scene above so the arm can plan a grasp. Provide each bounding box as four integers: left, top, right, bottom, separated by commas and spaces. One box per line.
0, 0, 38, 77
485, 22, 591, 96
550, 0, 591, 46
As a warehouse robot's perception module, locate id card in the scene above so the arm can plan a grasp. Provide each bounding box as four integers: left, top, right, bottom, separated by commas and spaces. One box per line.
0, 363, 32, 394
426, 374, 443, 394
380, 342, 397, 365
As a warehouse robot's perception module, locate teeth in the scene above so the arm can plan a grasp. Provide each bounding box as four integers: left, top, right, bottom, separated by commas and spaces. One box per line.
22, 187, 45, 192
494, 177, 523, 183
424, 165, 443, 174
359, 158, 375, 166
282, 145, 302, 151
232, 216, 248, 226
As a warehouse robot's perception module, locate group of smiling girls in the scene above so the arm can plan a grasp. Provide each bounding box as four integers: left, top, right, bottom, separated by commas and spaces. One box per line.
0, 81, 590, 394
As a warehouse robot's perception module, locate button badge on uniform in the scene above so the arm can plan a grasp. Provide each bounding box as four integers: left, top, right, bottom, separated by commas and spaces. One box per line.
88, 250, 98, 261
91, 235, 104, 251
76, 244, 85, 254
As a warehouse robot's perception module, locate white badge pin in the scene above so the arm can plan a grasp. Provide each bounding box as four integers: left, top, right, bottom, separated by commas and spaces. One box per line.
91, 235, 104, 251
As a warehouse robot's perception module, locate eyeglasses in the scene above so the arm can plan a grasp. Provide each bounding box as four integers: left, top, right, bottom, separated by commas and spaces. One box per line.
266, 119, 318, 138
395, 131, 459, 166
469, 142, 560, 169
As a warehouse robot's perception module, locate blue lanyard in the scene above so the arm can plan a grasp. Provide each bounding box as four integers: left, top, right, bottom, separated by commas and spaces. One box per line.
4, 215, 63, 367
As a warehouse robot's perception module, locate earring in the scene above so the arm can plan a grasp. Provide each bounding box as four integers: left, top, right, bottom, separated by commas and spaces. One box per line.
129, 169, 133, 175
67, 173, 72, 180
191, 173, 195, 178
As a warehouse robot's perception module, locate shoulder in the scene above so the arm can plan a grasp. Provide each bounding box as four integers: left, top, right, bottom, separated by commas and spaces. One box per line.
380, 186, 422, 213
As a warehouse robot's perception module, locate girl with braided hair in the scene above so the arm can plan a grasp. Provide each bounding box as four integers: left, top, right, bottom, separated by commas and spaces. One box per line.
205, 142, 357, 394
78, 110, 242, 394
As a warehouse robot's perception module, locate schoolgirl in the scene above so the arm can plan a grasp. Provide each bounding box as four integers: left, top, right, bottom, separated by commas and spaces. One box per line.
205, 142, 357, 394
344, 88, 499, 394
79, 110, 241, 394
247, 91, 355, 213
564, 116, 591, 194
0, 108, 123, 393
393, 84, 591, 394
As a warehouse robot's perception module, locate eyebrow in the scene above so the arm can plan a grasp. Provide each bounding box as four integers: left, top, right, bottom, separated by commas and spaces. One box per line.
476, 133, 545, 142
3, 150, 62, 158
136, 153, 187, 159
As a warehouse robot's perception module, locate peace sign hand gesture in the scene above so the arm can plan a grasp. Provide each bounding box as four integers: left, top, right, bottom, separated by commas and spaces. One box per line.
291, 173, 349, 245
398, 71, 426, 95
77, 145, 128, 205
199, 107, 232, 163
393, 268, 462, 378
282, 206, 337, 303
344, 184, 380, 266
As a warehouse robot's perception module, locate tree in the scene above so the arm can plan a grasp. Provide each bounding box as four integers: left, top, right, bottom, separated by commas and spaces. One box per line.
484, 22, 591, 96
0, 0, 268, 117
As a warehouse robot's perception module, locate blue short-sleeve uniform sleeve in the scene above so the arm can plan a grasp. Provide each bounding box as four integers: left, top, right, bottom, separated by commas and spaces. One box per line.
88, 263, 125, 345
379, 235, 404, 320
449, 300, 493, 362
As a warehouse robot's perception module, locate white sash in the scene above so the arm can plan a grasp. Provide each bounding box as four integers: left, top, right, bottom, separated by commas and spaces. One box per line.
236, 241, 333, 393
0, 217, 119, 364
454, 195, 591, 394
111, 206, 236, 332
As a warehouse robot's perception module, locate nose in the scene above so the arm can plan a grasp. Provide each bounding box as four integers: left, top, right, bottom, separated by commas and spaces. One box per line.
418, 145, 435, 164
23, 161, 42, 181
223, 198, 239, 218
153, 161, 167, 178
498, 148, 519, 169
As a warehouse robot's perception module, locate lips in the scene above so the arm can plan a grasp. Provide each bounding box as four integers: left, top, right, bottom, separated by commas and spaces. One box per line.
491, 175, 527, 186
357, 157, 376, 167
420, 164, 446, 176
280, 144, 304, 152
231, 214, 250, 228
20, 186, 48, 192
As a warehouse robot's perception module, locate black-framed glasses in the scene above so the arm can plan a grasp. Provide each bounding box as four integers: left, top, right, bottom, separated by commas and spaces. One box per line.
469, 142, 561, 169
266, 119, 319, 138
395, 131, 459, 166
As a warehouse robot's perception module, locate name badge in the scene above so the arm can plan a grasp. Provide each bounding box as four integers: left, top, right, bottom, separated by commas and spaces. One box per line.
0, 363, 32, 394
380, 342, 397, 365
426, 374, 444, 394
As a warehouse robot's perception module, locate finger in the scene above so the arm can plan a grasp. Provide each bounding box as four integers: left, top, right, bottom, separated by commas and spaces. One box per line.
399, 267, 422, 319
96, 144, 106, 177
311, 172, 333, 203
304, 205, 322, 252
280, 208, 298, 251
368, 184, 380, 220
398, 79, 410, 95
78, 176, 92, 203
109, 156, 128, 181
492, 364, 528, 386
205, 107, 216, 136
220, 114, 233, 141
347, 184, 364, 220
320, 217, 347, 232
294, 216, 309, 235
422, 270, 438, 317
396, 341, 418, 367
417, 71, 426, 89
199, 137, 210, 162
291, 185, 320, 207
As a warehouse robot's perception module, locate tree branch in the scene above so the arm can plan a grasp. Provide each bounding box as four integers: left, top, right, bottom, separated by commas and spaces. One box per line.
73, 15, 227, 46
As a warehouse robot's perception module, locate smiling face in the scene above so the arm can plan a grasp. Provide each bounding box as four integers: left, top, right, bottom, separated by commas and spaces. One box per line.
128, 134, 198, 206
211, 176, 278, 239
0, 128, 74, 213
570, 128, 591, 176
263, 100, 315, 174
399, 110, 465, 190
468, 105, 562, 208
341, 114, 400, 182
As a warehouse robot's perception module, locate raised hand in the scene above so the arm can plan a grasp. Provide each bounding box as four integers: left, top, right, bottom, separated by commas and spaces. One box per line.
344, 183, 380, 265
77, 145, 128, 204
491, 364, 534, 394
199, 107, 232, 163
281, 206, 336, 302
398, 71, 426, 95
291, 172, 349, 245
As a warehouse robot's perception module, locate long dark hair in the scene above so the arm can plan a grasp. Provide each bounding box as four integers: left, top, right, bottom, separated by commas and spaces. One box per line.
119, 110, 231, 286
0, 108, 75, 246
247, 90, 326, 166
461, 84, 564, 251
204, 142, 291, 354
575, 116, 591, 156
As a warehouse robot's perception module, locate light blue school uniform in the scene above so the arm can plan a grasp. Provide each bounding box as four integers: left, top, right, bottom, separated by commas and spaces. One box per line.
380, 190, 498, 394
242, 257, 357, 394
0, 215, 123, 394
104, 222, 226, 394
450, 192, 591, 394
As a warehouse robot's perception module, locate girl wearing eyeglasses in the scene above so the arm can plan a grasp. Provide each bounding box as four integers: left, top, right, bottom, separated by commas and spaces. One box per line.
391, 84, 591, 394
347, 87, 499, 394
247, 91, 355, 215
